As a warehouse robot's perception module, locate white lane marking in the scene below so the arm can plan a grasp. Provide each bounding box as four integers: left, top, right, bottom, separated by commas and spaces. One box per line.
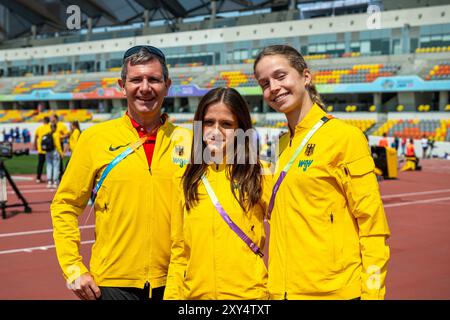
7, 189, 55, 194
0, 240, 95, 255
382, 189, 450, 199
6, 183, 47, 190
384, 196, 450, 208
11, 176, 33, 182
0, 225, 95, 238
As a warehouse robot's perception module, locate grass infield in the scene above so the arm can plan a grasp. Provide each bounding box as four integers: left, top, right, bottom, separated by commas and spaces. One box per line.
2, 154, 39, 175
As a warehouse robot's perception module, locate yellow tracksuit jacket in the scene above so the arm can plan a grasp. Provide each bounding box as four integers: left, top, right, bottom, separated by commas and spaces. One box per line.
52, 131, 64, 158
51, 114, 192, 289
269, 104, 390, 300
69, 128, 81, 152
164, 164, 271, 300
34, 124, 51, 154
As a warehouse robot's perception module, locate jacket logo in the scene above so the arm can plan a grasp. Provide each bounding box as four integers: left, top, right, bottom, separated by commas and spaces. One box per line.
109, 143, 130, 152
175, 145, 184, 156
172, 157, 188, 168
298, 159, 313, 172
305, 144, 315, 156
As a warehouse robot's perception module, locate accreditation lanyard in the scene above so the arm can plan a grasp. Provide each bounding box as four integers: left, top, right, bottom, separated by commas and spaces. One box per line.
267, 115, 332, 220
90, 135, 148, 203
201, 175, 264, 257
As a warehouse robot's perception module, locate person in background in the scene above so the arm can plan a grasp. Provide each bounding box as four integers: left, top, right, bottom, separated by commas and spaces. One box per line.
34, 117, 51, 183
420, 134, 428, 159
378, 133, 388, 147
427, 136, 435, 159
64, 121, 82, 165
401, 137, 407, 156
46, 123, 64, 189
14, 127, 21, 143
50, 114, 69, 180
254, 44, 390, 300
393, 135, 399, 152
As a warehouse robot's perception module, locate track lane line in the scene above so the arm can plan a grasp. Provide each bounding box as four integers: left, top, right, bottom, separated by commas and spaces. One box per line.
0, 225, 95, 238
384, 196, 450, 208
0, 240, 95, 255
381, 189, 450, 199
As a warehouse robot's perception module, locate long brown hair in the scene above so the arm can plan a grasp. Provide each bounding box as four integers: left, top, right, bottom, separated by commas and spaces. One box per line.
253, 45, 325, 110
183, 87, 262, 212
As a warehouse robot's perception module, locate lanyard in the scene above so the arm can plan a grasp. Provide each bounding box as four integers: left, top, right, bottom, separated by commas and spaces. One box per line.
267, 115, 332, 220
90, 116, 165, 203
90, 134, 148, 203
201, 175, 264, 257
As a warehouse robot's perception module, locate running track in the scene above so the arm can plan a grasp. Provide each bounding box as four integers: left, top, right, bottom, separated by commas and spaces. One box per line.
0, 159, 449, 300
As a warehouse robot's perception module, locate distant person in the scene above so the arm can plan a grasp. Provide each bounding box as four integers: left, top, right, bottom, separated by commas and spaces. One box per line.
64, 121, 81, 157
405, 138, 415, 157
14, 127, 20, 143
22, 128, 31, 143
8, 128, 14, 142
34, 117, 51, 183
427, 136, 435, 159
50, 114, 69, 180
402, 138, 420, 171
45, 123, 64, 189
420, 134, 428, 159
69, 121, 81, 152
393, 136, 399, 151
401, 137, 407, 155
378, 133, 388, 147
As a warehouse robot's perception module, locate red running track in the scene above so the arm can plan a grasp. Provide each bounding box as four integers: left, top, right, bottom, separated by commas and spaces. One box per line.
0, 159, 449, 300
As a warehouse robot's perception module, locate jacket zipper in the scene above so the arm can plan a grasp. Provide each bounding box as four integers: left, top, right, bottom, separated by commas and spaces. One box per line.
330, 212, 336, 265
212, 173, 218, 299
284, 193, 288, 300
145, 139, 155, 297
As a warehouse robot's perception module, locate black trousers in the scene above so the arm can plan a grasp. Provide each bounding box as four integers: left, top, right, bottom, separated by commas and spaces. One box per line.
98, 285, 165, 301
36, 153, 46, 180
59, 155, 65, 180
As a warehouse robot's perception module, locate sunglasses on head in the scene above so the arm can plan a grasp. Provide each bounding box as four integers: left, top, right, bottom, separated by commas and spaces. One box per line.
122, 45, 166, 63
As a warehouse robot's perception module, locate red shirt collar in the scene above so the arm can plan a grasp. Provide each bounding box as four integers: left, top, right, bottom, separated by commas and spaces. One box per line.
126, 112, 166, 136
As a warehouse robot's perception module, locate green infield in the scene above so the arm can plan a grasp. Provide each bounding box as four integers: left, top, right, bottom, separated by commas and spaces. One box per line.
2, 154, 39, 175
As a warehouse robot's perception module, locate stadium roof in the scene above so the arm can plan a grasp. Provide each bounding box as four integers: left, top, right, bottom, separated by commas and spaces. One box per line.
0, 0, 448, 41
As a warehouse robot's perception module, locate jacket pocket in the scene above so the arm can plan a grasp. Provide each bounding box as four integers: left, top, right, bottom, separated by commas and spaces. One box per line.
343, 155, 378, 197
329, 211, 344, 273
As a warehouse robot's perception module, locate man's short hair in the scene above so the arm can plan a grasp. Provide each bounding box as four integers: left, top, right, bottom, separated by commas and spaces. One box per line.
121, 47, 169, 82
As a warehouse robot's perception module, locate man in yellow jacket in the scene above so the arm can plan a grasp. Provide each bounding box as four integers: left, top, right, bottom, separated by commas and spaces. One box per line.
49, 114, 69, 180
34, 116, 51, 183
51, 45, 191, 300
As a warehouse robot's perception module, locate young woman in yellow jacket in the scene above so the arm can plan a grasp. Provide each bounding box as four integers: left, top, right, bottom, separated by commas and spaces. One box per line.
164, 87, 270, 300
68, 120, 81, 153
254, 45, 390, 300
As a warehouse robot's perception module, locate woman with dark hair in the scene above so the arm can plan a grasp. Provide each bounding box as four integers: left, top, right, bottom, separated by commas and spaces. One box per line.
69, 121, 81, 153
63, 120, 81, 167
164, 87, 270, 300
69, 120, 81, 153
253, 45, 390, 300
